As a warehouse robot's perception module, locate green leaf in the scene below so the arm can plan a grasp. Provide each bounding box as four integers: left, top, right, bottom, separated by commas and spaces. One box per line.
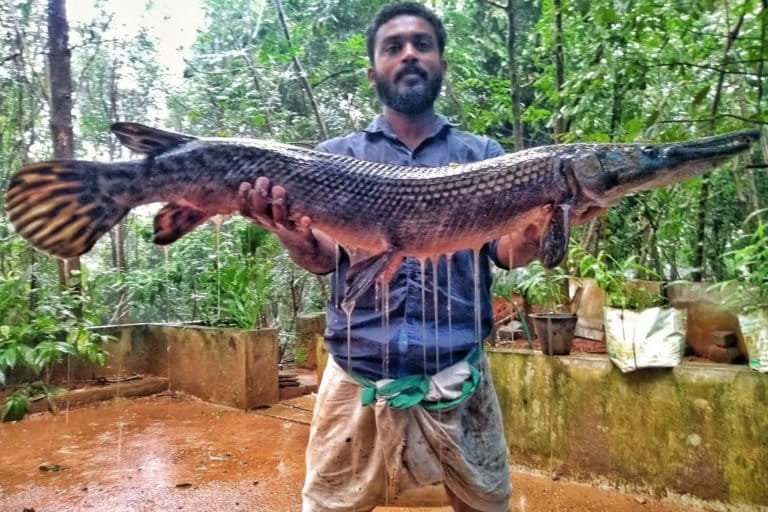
2, 394, 29, 422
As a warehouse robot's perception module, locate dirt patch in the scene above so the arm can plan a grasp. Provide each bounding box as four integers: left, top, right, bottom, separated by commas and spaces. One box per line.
0, 394, 711, 512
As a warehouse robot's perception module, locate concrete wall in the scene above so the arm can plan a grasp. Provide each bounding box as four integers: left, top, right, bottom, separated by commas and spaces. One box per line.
488, 349, 768, 507
50, 324, 280, 409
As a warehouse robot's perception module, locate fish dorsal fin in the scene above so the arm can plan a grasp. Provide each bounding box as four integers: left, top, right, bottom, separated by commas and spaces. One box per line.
111, 122, 196, 156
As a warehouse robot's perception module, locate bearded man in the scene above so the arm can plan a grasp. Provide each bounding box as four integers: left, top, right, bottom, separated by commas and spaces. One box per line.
239, 3, 523, 511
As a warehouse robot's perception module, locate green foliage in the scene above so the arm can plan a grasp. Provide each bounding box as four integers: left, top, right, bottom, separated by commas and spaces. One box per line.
714, 211, 768, 313
1, 0, 767, 372
515, 262, 574, 314
572, 245, 664, 310
1, 381, 66, 422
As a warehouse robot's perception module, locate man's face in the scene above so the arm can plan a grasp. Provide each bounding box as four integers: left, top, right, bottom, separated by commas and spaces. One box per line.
368, 15, 445, 115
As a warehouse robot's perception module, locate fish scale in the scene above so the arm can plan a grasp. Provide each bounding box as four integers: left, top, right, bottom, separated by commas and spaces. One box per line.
4, 122, 761, 303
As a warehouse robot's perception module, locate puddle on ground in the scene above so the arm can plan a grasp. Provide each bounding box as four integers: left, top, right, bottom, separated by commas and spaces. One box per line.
0, 395, 306, 511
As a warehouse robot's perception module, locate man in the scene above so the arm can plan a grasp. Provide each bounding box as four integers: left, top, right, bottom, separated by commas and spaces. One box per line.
238, 3, 549, 510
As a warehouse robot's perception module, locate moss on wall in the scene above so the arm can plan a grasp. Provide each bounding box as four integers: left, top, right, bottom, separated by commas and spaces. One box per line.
488, 349, 768, 507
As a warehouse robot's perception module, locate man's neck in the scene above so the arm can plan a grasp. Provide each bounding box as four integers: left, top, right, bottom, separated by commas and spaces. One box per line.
382, 107, 437, 150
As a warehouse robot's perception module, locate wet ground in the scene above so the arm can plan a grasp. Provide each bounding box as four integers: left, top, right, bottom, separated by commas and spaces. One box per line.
0, 394, 710, 512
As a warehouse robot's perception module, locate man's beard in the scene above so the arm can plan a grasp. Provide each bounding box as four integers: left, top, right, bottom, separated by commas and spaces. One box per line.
374, 64, 443, 115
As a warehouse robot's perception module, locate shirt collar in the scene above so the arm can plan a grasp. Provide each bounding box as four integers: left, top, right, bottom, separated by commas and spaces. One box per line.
363, 114, 457, 142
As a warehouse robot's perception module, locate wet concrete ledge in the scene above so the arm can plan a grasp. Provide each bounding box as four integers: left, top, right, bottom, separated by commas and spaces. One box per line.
26, 376, 169, 414
486, 348, 768, 508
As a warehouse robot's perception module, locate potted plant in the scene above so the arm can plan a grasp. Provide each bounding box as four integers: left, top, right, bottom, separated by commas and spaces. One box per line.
573, 247, 686, 372
714, 214, 768, 372
517, 262, 580, 355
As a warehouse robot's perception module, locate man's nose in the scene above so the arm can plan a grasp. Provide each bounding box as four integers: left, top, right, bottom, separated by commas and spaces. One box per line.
401, 42, 418, 62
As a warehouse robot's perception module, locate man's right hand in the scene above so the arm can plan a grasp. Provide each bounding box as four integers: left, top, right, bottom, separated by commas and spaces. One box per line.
237, 177, 336, 274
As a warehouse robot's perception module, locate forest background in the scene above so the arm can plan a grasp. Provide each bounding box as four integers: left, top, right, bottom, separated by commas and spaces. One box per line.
0, 0, 766, 386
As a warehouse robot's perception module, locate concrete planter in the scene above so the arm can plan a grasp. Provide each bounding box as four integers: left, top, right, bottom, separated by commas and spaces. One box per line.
47, 324, 280, 409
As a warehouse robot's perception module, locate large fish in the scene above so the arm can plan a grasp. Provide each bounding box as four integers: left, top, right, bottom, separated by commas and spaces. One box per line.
4, 123, 761, 302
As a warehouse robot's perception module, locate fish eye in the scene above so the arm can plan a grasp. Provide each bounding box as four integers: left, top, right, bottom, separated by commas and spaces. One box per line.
641, 146, 658, 158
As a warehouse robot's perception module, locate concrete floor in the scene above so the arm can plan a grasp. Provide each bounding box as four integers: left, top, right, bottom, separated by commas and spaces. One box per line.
0, 394, 708, 512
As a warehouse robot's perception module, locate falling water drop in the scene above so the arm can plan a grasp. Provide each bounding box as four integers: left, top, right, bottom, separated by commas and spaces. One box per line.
162, 246, 170, 323
432, 256, 440, 374
334, 244, 341, 309
340, 297, 357, 512
382, 280, 391, 380
446, 252, 453, 365
341, 299, 356, 375
420, 257, 428, 376
472, 247, 481, 345
211, 215, 227, 322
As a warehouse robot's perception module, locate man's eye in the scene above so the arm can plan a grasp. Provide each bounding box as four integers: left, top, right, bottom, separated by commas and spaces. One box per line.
385, 44, 401, 53
416, 41, 433, 51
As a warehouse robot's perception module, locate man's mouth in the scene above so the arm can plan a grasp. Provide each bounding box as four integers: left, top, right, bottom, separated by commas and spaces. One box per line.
396, 67, 427, 83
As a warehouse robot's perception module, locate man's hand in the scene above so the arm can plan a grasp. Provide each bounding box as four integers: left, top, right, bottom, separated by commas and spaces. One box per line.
237, 177, 336, 274
496, 204, 607, 269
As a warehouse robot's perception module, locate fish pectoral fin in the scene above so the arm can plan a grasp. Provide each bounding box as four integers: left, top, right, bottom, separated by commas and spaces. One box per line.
110, 123, 196, 156
540, 203, 571, 268
153, 203, 213, 245
343, 248, 400, 308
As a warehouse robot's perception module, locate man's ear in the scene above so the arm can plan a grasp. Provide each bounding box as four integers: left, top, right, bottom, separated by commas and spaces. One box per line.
367, 67, 375, 86
441, 59, 448, 73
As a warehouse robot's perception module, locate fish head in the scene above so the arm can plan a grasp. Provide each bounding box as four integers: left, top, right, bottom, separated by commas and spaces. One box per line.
571, 129, 761, 207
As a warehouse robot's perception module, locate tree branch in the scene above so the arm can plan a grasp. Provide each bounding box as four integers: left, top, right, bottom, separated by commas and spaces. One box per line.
1, 53, 20, 64
312, 67, 358, 88
650, 61, 762, 76
657, 114, 768, 125
481, 0, 508, 9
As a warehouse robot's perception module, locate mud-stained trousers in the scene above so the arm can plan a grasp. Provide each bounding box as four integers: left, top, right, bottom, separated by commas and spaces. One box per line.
302, 354, 511, 512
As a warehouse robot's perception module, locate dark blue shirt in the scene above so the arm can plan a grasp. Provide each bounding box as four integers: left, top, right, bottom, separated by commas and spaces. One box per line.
317, 114, 505, 381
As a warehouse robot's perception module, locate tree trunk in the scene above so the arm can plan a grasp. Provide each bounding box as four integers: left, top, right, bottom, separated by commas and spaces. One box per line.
47, 0, 81, 287
691, 10, 745, 282
106, 56, 130, 323
552, 0, 565, 142
505, 0, 525, 150
273, 0, 328, 141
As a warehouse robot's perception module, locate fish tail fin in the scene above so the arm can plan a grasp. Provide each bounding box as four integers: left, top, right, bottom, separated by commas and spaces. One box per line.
5, 160, 132, 258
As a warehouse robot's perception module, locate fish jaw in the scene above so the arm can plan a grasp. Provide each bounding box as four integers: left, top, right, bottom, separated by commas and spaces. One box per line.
571, 129, 761, 208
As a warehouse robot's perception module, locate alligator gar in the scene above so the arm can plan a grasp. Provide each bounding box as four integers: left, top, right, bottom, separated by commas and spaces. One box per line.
5, 123, 761, 302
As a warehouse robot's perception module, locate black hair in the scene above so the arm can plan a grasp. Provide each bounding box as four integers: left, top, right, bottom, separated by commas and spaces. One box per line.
365, 2, 446, 64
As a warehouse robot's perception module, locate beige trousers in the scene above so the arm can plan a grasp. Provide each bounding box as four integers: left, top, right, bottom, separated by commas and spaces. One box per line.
302, 354, 511, 512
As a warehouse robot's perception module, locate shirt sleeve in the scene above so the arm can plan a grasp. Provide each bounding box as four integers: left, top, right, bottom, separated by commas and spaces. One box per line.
485, 138, 504, 159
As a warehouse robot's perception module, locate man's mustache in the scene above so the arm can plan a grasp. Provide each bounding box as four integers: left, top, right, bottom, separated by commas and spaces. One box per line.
395, 63, 428, 82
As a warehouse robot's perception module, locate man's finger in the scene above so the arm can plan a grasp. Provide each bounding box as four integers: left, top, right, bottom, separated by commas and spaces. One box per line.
249, 177, 271, 215
272, 185, 288, 225
237, 182, 253, 216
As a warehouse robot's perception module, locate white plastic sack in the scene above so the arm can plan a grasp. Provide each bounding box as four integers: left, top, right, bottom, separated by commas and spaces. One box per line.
738, 310, 768, 373
604, 307, 687, 373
